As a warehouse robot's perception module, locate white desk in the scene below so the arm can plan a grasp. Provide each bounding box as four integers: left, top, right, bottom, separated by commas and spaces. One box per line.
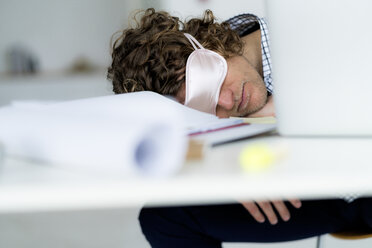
1, 135, 372, 213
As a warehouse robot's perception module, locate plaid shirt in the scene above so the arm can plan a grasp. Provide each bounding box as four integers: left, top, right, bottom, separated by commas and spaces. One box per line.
226, 14, 359, 203
225, 14, 273, 95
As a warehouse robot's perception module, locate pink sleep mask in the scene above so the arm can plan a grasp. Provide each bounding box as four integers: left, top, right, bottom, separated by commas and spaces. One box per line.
184, 33, 228, 115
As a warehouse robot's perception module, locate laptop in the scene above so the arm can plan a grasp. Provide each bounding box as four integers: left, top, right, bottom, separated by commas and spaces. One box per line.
265, 0, 372, 136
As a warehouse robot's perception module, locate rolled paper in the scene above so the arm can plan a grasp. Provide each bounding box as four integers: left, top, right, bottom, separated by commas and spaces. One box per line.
0, 92, 188, 177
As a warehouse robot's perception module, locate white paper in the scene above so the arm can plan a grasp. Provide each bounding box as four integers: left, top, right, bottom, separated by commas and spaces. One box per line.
193, 123, 277, 146
0, 92, 188, 177
44, 93, 242, 135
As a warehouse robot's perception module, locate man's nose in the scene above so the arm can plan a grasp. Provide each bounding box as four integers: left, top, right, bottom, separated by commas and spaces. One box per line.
217, 88, 235, 110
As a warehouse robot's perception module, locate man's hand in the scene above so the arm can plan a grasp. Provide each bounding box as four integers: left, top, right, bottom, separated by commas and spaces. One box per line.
240, 199, 302, 225
248, 95, 275, 118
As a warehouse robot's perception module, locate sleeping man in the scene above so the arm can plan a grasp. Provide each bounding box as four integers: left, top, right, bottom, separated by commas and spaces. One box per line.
107, 8, 372, 248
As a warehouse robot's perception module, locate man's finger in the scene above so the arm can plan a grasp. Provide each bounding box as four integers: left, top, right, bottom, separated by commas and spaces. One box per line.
288, 199, 302, 209
272, 200, 290, 222
257, 201, 278, 225
240, 202, 265, 223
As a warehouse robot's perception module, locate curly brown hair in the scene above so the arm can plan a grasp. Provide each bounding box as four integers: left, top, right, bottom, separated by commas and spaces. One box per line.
107, 8, 243, 96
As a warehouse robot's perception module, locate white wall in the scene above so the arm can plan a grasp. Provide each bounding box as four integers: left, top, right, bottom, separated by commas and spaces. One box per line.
0, 0, 144, 74
0, 0, 265, 75
154, 0, 266, 21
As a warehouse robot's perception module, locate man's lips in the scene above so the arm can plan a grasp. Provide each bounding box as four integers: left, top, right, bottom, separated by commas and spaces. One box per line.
237, 82, 249, 113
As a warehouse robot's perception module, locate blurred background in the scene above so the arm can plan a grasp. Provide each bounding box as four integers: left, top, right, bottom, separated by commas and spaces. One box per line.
0, 0, 265, 106
1, 0, 369, 248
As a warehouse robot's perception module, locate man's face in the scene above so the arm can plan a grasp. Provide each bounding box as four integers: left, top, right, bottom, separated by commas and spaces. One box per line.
216, 55, 268, 118
176, 55, 268, 118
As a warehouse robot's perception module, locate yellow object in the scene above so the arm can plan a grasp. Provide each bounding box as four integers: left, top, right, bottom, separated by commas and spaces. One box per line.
230, 116, 277, 124
239, 144, 275, 172
316, 229, 372, 248
331, 230, 372, 240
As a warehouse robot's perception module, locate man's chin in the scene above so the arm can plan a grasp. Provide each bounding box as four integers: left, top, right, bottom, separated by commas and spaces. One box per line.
240, 101, 268, 117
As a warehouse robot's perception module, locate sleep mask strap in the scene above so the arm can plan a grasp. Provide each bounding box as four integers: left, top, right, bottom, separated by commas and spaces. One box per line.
184, 33, 204, 50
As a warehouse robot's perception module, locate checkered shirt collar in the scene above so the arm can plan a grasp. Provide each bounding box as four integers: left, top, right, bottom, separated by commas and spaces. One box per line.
225, 14, 273, 94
